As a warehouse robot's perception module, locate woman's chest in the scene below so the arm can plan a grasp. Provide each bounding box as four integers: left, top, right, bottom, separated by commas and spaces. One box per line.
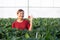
15, 22, 27, 29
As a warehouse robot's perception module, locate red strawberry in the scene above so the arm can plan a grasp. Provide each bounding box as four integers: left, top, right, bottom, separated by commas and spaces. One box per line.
28, 16, 30, 18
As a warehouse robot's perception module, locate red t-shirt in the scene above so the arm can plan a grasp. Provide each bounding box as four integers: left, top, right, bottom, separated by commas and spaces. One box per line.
12, 19, 30, 30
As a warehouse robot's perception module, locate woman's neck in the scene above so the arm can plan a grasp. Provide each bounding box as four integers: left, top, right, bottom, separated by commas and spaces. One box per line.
17, 18, 24, 22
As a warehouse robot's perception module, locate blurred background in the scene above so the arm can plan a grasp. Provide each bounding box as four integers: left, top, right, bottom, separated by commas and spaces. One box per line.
0, 0, 60, 18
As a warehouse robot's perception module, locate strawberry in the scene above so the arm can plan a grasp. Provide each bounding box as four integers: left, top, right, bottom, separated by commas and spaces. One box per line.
28, 16, 30, 18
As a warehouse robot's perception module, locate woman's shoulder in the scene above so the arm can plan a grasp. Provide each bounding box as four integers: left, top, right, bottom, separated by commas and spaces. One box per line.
24, 19, 29, 22
12, 20, 17, 23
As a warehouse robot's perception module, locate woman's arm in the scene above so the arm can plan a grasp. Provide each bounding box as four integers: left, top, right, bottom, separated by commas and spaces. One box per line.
28, 16, 33, 31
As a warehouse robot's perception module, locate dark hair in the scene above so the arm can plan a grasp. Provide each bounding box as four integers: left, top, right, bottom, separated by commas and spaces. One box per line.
17, 9, 24, 14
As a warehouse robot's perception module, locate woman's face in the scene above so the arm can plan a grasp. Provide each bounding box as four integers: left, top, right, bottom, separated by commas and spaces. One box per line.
17, 11, 24, 19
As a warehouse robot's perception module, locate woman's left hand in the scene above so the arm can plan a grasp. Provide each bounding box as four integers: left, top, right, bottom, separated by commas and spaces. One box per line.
28, 16, 33, 22
28, 15, 33, 31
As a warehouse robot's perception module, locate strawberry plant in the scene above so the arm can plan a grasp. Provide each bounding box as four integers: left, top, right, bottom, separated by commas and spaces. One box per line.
0, 18, 60, 40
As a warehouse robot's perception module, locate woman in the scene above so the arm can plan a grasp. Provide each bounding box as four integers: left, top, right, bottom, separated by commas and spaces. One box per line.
12, 9, 32, 31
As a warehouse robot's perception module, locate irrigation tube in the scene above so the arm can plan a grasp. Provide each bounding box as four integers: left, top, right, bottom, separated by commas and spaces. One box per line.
36, 32, 38, 38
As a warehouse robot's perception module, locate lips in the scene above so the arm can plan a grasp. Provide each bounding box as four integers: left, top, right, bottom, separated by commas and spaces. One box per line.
19, 16, 23, 17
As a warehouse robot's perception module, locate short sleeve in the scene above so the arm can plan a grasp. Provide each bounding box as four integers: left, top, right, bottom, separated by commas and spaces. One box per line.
26, 20, 30, 30
12, 22, 15, 28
